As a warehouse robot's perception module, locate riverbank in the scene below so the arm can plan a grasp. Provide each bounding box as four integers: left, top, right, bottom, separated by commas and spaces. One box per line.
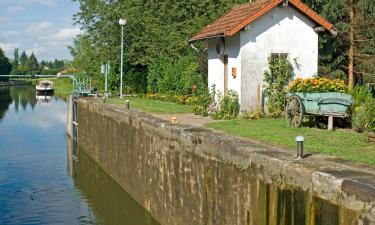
0, 80, 32, 87
74, 98, 375, 225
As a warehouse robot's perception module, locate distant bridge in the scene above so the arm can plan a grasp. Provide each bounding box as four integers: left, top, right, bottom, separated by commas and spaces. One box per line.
0, 74, 74, 78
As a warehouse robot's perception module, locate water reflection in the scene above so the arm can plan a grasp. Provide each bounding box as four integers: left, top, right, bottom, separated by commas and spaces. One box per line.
36, 94, 53, 104
0, 85, 38, 121
0, 86, 96, 224
67, 137, 160, 225
0, 87, 12, 121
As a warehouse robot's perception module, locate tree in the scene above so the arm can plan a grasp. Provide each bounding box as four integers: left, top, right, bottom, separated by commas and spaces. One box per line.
0, 47, 12, 81
302, 0, 375, 86
26, 52, 39, 74
19, 51, 28, 67
72, 0, 250, 93
13, 48, 19, 68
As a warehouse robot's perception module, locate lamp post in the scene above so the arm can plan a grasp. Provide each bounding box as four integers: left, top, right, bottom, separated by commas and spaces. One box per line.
119, 18, 127, 98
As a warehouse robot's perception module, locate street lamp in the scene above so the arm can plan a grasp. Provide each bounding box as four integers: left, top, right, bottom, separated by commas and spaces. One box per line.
119, 18, 127, 98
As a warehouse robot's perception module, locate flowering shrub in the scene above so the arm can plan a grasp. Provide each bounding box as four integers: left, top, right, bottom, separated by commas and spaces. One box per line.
288, 78, 348, 93
211, 90, 240, 120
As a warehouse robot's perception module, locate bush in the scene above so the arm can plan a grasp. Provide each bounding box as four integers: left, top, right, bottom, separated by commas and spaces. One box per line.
241, 108, 265, 120
288, 78, 348, 93
211, 90, 240, 120
186, 93, 212, 116
352, 86, 375, 133
40, 69, 60, 75
147, 54, 206, 95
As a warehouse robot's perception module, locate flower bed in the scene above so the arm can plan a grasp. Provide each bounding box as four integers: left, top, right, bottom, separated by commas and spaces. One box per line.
288, 78, 348, 93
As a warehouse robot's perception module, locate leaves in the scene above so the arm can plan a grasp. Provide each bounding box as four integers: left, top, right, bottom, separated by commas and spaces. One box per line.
263, 56, 293, 116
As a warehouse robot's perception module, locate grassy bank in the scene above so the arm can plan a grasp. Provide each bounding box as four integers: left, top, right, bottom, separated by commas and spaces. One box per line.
207, 118, 375, 165
108, 97, 192, 114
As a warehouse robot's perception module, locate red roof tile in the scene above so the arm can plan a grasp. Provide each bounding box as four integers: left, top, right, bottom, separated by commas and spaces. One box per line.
189, 0, 337, 42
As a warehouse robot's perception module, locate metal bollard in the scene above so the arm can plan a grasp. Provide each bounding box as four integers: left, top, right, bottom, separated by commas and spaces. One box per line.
125, 100, 130, 109
296, 136, 304, 159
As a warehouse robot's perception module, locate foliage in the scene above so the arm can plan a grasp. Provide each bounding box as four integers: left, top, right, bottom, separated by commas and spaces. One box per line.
302, 0, 375, 83
19, 51, 28, 67
147, 54, 205, 95
351, 86, 375, 132
263, 56, 293, 116
10, 49, 67, 75
72, 0, 250, 93
68, 35, 100, 77
211, 90, 240, 120
0, 47, 12, 82
288, 78, 348, 93
40, 69, 60, 75
189, 93, 213, 116
25, 53, 39, 74
13, 48, 19, 69
241, 108, 265, 120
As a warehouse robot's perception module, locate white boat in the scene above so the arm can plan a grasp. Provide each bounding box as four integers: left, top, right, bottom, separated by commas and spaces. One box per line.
35, 80, 54, 94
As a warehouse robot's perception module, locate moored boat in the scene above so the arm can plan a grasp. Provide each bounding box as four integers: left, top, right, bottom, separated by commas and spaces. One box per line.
35, 80, 54, 94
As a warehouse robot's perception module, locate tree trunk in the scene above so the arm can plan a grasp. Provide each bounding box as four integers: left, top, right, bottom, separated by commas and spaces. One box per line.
348, 0, 354, 90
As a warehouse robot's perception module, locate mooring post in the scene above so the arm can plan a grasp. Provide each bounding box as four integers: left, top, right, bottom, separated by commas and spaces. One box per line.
296, 136, 304, 159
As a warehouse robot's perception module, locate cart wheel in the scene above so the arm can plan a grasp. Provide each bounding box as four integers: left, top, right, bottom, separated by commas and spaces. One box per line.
285, 95, 304, 127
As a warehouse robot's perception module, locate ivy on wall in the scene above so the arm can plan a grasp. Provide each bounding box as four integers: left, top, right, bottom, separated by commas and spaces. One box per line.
263, 55, 293, 117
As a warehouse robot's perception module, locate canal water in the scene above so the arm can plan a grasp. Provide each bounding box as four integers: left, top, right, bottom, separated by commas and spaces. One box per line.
0, 86, 159, 225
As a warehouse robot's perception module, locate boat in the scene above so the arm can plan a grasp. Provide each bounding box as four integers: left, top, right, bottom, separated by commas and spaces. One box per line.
35, 80, 54, 94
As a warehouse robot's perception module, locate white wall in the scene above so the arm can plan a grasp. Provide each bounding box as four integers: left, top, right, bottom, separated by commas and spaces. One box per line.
207, 34, 241, 102
239, 6, 319, 110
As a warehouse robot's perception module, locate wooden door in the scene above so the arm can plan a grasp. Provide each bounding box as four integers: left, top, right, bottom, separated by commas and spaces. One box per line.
223, 55, 228, 95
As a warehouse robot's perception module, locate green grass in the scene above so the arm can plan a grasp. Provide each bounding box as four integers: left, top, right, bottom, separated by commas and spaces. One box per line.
108, 97, 193, 114
207, 118, 375, 165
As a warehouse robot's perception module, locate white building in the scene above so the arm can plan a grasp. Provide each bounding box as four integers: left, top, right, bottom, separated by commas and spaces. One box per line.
189, 0, 337, 111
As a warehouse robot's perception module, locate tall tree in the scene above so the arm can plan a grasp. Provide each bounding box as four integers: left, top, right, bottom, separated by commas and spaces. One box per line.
26, 52, 39, 73
19, 51, 28, 67
13, 48, 19, 68
349, 0, 355, 90
72, 0, 249, 91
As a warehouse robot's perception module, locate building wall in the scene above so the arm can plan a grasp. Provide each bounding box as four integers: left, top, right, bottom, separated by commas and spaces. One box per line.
208, 34, 241, 102
240, 6, 319, 110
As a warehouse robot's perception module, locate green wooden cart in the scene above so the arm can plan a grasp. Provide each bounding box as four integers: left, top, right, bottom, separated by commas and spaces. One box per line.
285, 92, 353, 130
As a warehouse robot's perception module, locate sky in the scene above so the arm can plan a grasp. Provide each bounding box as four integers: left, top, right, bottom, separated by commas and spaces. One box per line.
0, 0, 82, 61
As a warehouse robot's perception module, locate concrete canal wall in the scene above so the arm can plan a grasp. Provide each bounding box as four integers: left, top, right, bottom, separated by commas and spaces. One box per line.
76, 98, 375, 225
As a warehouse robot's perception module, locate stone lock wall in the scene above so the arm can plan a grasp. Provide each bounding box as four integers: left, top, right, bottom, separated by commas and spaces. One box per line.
76, 99, 375, 225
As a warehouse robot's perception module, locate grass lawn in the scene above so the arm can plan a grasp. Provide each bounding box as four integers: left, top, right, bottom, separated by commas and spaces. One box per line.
207, 118, 375, 165
108, 97, 193, 114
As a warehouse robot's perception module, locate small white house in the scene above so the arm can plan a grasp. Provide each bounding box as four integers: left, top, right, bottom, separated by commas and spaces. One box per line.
189, 0, 337, 111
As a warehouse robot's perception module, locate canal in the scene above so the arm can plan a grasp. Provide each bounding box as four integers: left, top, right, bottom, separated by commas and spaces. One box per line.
0, 86, 159, 225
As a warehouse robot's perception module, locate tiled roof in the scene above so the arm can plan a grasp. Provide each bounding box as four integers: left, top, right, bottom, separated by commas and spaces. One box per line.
189, 0, 337, 42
